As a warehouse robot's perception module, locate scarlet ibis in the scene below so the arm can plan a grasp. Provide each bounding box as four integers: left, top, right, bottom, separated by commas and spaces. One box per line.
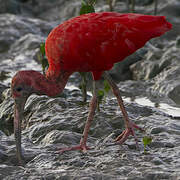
11, 12, 172, 165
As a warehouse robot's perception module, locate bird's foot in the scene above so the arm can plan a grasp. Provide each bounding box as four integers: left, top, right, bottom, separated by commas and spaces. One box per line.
115, 121, 144, 147
58, 144, 90, 154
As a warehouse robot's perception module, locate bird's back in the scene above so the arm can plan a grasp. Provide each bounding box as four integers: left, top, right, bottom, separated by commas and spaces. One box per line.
45, 12, 172, 80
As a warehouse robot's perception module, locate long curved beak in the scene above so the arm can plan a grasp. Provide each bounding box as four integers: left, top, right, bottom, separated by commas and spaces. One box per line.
14, 98, 26, 166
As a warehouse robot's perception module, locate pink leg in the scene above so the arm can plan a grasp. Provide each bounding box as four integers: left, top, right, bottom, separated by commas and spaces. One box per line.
59, 81, 98, 153
103, 71, 144, 146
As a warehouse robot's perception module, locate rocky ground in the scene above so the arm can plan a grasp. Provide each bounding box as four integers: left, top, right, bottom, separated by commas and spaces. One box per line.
0, 0, 180, 179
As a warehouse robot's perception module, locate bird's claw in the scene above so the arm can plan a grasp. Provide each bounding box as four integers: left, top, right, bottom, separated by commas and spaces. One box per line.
58, 144, 90, 154
115, 121, 144, 147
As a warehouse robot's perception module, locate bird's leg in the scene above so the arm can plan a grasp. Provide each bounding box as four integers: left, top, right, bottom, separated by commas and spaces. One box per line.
59, 81, 98, 153
103, 71, 144, 146
79, 80, 98, 151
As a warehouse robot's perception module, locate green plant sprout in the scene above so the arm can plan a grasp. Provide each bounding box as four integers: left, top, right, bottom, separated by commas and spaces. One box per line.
97, 90, 105, 111
80, 0, 96, 15
97, 80, 111, 111
104, 79, 111, 93
143, 135, 152, 154
37, 42, 49, 75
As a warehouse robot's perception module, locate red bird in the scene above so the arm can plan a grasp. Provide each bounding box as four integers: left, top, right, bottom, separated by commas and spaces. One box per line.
11, 12, 172, 165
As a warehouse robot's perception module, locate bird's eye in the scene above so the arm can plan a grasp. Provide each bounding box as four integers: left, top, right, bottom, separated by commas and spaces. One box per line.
16, 87, 23, 92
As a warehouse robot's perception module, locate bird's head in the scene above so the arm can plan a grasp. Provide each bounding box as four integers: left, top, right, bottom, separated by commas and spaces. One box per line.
11, 70, 42, 165
12, 71, 35, 101
11, 71, 38, 118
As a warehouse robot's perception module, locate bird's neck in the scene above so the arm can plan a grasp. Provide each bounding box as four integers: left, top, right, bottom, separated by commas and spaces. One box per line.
33, 70, 72, 97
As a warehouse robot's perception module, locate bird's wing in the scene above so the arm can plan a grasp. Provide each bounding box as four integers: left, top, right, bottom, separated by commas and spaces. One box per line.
45, 12, 171, 77
58, 13, 132, 71
61, 13, 157, 70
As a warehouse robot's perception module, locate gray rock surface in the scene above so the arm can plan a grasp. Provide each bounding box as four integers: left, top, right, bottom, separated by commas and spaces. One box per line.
1, 88, 180, 179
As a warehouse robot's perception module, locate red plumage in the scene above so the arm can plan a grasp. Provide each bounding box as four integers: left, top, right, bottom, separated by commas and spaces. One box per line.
11, 12, 172, 165
45, 12, 172, 80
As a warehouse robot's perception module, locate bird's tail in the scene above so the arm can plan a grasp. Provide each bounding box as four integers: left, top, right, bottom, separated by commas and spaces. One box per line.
127, 13, 172, 37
